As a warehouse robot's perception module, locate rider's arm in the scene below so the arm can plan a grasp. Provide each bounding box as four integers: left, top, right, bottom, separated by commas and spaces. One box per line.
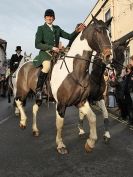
35, 26, 53, 51
59, 26, 78, 40
59, 23, 85, 40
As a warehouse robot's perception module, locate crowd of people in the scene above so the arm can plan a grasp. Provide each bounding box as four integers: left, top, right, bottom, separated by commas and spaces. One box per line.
106, 56, 133, 126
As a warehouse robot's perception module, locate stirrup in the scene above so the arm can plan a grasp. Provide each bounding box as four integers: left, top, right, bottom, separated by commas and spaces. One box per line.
35, 90, 42, 101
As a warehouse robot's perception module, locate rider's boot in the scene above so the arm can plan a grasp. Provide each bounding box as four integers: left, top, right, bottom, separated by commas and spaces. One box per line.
35, 71, 48, 101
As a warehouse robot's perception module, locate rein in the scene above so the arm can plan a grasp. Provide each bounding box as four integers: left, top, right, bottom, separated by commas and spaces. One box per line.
58, 52, 114, 72
112, 59, 127, 69
54, 51, 112, 89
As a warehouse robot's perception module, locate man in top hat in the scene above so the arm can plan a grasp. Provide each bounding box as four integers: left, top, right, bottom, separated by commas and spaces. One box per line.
10, 46, 23, 74
33, 9, 85, 101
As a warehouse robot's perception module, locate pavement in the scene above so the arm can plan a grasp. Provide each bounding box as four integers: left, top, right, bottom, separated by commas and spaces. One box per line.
0, 99, 133, 177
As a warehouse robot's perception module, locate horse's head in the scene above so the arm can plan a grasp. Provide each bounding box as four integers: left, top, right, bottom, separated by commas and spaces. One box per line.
112, 41, 129, 77
81, 15, 112, 63
24, 52, 32, 62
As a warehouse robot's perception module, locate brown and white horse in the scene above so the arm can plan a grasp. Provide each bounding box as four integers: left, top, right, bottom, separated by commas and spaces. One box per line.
14, 16, 112, 154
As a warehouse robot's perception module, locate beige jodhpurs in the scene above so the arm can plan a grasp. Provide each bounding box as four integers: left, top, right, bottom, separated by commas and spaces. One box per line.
41, 60, 51, 73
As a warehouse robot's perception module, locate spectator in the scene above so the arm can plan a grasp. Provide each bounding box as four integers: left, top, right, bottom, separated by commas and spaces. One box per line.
124, 62, 133, 126
0, 74, 7, 97
108, 67, 117, 108
115, 68, 128, 120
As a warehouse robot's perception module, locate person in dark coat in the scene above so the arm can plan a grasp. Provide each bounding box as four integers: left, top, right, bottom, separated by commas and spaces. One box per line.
10, 46, 23, 74
33, 9, 86, 101
115, 73, 128, 120
124, 62, 133, 126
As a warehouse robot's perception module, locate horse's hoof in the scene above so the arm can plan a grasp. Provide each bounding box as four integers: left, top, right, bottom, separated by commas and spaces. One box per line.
103, 136, 110, 144
33, 131, 40, 137
79, 133, 86, 139
85, 142, 93, 153
57, 147, 68, 155
19, 123, 26, 129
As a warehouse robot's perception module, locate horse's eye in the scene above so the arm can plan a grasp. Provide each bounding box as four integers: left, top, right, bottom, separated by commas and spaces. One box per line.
96, 28, 102, 33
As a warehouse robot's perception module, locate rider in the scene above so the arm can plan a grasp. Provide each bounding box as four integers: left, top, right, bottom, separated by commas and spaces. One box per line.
10, 46, 23, 74
33, 9, 85, 101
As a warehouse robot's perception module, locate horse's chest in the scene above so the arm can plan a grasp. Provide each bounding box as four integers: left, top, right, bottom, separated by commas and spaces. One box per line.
56, 73, 90, 106
90, 79, 105, 99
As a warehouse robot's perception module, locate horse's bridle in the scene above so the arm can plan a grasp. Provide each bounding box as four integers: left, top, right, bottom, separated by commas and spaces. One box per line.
58, 52, 113, 72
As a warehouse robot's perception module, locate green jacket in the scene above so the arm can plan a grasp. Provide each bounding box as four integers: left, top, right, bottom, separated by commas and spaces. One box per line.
33, 23, 77, 67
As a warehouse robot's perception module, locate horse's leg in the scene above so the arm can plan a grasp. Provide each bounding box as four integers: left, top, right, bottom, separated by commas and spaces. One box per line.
32, 102, 40, 136
15, 99, 27, 129
7, 86, 11, 103
56, 103, 68, 154
78, 110, 86, 138
14, 98, 20, 116
79, 101, 97, 152
15, 106, 20, 116
97, 99, 111, 143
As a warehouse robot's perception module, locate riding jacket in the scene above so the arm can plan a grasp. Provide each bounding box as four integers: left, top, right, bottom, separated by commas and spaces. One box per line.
10, 54, 23, 73
33, 23, 77, 67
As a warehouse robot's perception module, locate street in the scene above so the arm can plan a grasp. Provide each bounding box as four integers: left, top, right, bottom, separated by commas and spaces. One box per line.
0, 98, 133, 177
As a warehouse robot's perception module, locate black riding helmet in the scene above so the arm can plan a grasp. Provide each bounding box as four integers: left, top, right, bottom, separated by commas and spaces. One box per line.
44, 9, 55, 19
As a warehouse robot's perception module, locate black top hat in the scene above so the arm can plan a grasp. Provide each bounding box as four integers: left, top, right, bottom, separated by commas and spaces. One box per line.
44, 9, 55, 18
15, 46, 22, 51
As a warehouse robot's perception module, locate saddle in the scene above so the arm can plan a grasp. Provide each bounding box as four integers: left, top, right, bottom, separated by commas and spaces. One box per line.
42, 48, 69, 101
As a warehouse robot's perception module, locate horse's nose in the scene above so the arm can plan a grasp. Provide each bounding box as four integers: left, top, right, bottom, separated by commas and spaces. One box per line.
103, 48, 112, 60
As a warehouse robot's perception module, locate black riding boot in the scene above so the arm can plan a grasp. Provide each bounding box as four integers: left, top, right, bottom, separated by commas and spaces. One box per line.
35, 71, 48, 101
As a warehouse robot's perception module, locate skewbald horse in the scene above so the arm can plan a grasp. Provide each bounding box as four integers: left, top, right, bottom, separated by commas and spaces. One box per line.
14, 16, 112, 154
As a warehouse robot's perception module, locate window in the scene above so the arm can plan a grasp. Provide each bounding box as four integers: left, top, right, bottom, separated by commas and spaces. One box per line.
124, 46, 130, 65
105, 9, 111, 21
105, 9, 111, 37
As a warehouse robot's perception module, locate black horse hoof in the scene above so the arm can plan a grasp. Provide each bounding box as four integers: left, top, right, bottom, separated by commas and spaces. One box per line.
33, 131, 40, 137
79, 133, 86, 139
103, 136, 110, 144
57, 147, 68, 155
19, 123, 26, 129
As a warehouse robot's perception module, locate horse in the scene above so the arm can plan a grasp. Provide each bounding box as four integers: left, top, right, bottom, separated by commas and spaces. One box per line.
14, 16, 112, 154
7, 52, 32, 105
77, 39, 131, 142
77, 54, 111, 143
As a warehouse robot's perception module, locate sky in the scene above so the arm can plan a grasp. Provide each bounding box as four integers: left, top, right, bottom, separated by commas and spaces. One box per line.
0, 0, 97, 59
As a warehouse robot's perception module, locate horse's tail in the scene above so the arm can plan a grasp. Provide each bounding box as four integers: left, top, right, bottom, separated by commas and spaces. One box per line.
7, 75, 13, 103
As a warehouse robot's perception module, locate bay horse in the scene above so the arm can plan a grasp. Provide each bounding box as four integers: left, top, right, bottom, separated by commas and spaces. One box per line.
78, 54, 111, 143
14, 16, 112, 154
78, 35, 133, 143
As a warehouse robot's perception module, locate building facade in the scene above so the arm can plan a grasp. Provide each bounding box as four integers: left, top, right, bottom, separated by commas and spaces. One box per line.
84, 0, 133, 62
0, 38, 7, 67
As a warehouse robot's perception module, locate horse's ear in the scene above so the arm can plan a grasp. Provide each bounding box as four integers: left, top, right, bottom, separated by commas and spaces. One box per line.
105, 17, 113, 27
24, 51, 26, 56
91, 14, 99, 24
30, 53, 32, 57
119, 40, 130, 50
123, 40, 130, 48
